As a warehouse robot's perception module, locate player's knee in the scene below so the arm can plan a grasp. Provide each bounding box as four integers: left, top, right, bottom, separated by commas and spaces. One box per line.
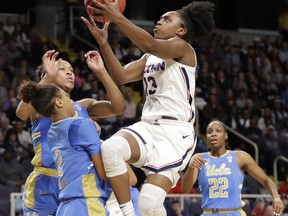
101, 136, 131, 177
138, 184, 167, 216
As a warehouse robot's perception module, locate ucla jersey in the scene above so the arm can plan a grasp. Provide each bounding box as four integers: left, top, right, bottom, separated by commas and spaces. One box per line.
48, 117, 111, 202
22, 101, 89, 215
30, 101, 89, 168
142, 50, 196, 123
198, 151, 244, 210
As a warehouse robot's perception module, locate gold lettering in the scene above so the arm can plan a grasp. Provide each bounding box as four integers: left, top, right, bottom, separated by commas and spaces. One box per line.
206, 163, 231, 176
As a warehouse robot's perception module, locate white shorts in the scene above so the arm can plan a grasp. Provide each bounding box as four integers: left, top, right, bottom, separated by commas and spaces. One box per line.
122, 118, 196, 186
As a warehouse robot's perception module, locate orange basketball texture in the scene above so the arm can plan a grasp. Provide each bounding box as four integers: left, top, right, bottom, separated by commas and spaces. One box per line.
85, 0, 126, 22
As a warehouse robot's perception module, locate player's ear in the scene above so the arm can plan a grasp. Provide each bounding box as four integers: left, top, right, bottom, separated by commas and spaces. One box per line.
55, 98, 63, 108
176, 27, 187, 36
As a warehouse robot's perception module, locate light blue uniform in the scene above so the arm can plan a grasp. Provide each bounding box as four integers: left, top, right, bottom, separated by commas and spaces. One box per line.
22, 102, 89, 216
198, 151, 246, 216
48, 117, 111, 216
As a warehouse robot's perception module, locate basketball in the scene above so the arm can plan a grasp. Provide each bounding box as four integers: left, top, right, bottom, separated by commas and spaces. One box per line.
85, 0, 126, 22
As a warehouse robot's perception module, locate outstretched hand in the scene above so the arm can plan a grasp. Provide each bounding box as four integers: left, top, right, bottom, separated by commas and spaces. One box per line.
85, 0, 122, 22
42, 50, 62, 81
85, 50, 106, 78
81, 15, 109, 46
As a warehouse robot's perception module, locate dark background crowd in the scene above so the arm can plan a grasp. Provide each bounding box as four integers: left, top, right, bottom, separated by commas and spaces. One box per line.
0, 1, 287, 215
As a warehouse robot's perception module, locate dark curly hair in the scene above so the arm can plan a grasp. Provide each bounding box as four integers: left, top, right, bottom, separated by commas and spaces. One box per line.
17, 81, 61, 117
35, 64, 46, 81
176, 1, 215, 44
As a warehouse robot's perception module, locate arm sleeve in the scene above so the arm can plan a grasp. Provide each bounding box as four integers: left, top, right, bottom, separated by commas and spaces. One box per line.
68, 118, 101, 156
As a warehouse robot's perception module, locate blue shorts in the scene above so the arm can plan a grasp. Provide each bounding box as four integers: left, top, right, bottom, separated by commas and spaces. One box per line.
22, 170, 59, 216
56, 198, 108, 216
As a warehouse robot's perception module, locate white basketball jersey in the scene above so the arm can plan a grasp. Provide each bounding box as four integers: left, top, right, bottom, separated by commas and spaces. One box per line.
141, 52, 197, 124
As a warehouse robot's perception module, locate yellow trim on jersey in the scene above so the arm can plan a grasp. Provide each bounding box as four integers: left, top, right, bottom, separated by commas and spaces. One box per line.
203, 208, 245, 215
82, 173, 105, 215
24, 172, 39, 208
73, 111, 78, 118
31, 132, 41, 140
86, 198, 106, 216
34, 166, 58, 177
52, 116, 80, 125
82, 173, 101, 197
208, 150, 230, 158
31, 143, 42, 167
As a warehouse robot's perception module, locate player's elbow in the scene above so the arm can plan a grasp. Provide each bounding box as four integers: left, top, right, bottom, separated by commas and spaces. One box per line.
98, 170, 108, 180
113, 103, 126, 115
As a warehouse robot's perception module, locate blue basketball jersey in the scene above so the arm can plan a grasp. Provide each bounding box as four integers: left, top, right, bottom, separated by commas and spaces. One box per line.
22, 101, 90, 215
30, 101, 89, 168
48, 117, 111, 202
198, 151, 245, 210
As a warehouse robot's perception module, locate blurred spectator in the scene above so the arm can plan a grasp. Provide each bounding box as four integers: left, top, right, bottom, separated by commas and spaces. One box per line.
110, 36, 126, 60
4, 97, 19, 124
264, 205, 274, 216
251, 198, 266, 216
244, 116, 262, 143
11, 22, 28, 50
0, 148, 26, 191
0, 85, 7, 111
242, 174, 264, 195
72, 50, 89, 73
195, 89, 207, 111
0, 116, 13, 137
258, 125, 281, 174
123, 92, 137, 125
258, 108, 275, 131
237, 109, 251, 132
201, 93, 226, 132
272, 99, 288, 130
223, 104, 240, 131
282, 194, 288, 214
0, 69, 10, 89
167, 198, 187, 216
3, 128, 27, 160
0, 21, 10, 43
42, 35, 58, 51
235, 90, 247, 110
17, 14, 30, 36
0, 29, 9, 50
14, 120, 32, 151
121, 43, 141, 65
3, 17, 15, 36
279, 174, 288, 195
0, 131, 5, 157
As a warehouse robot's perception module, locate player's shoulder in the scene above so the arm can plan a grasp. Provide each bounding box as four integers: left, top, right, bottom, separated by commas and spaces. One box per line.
235, 150, 254, 164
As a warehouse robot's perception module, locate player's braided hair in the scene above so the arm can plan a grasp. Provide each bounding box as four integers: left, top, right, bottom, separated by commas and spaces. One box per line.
17, 81, 60, 117
177, 1, 215, 44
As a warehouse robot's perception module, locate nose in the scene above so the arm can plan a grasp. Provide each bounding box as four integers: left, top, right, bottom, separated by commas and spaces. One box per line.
66, 70, 73, 75
156, 19, 163, 25
211, 131, 217, 136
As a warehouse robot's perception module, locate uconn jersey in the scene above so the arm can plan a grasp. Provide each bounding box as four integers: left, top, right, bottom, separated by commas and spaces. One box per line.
142, 53, 196, 123
198, 151, 244, 209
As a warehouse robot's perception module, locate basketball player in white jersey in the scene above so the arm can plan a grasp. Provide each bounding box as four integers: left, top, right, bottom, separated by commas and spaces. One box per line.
82, 1, 216, 215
